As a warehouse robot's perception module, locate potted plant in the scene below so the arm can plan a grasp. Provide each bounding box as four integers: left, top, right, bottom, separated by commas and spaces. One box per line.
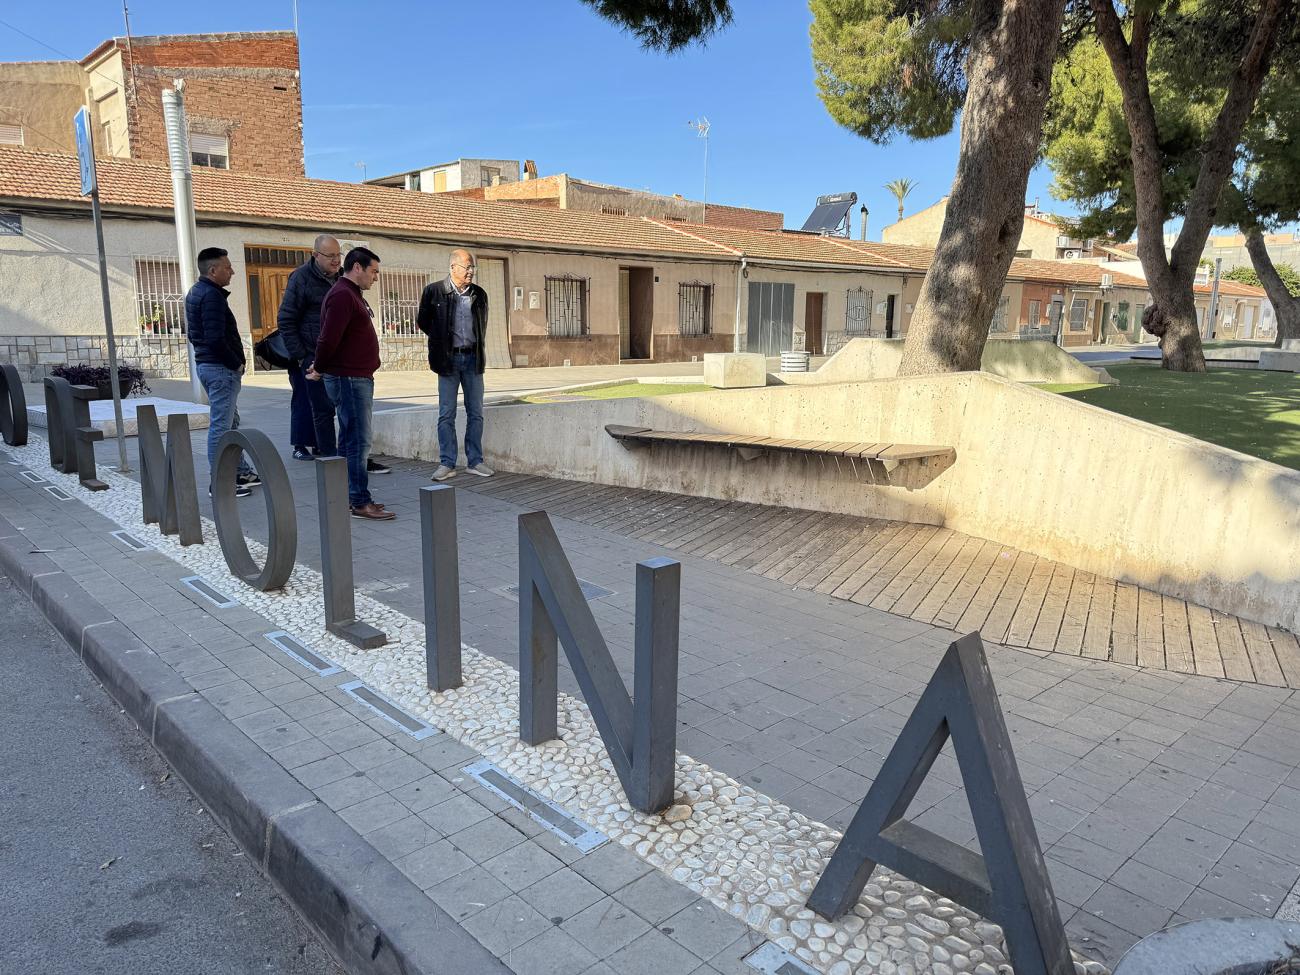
51, 364, 151, 400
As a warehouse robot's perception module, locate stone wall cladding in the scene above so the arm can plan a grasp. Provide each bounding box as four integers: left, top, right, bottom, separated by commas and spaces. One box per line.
378, 334, 427, 372
0, 334, 191, 381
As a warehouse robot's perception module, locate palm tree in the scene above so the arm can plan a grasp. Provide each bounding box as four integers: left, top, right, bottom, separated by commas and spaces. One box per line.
884, 178, 917, 222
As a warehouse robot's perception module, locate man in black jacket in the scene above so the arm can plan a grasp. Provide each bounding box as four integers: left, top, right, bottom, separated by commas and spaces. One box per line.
184, 246, 258, 497
416, 248, 492, 481
277, 234, 340, 459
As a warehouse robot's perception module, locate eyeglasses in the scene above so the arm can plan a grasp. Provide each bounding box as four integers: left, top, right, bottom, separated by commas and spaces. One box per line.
315, 251, 341, 260
452, 263, 477, 273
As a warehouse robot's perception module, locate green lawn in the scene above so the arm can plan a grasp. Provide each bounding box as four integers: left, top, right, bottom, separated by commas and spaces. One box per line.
1039, 363, 1300, 470
522, 382, 713, 404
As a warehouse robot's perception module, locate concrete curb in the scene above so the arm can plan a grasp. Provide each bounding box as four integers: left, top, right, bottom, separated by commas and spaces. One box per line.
0, 519, 511, 975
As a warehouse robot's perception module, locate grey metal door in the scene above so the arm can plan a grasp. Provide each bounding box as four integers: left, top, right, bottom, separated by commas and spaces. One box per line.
747, 281, 794, 356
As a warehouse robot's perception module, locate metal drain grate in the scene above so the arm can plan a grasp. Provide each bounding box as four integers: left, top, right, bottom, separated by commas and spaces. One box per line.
503, 578, 614, 602
180, 576, 239, 608
265, 631, 341, 677
110, 530, 150, 551
744, 943, 820, 975
20, 470, 46, 484
44, 485, 72, 501
338, 680, 438, 740
462, 759, 607, 853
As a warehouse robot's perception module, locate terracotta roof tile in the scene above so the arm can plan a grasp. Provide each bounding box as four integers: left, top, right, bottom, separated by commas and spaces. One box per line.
0, 146, 735, 259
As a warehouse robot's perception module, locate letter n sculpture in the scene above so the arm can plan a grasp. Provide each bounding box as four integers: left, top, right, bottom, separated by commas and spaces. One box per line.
518, 511, 680, 814
137, 404, 202, 546
807, 633, 1073, 975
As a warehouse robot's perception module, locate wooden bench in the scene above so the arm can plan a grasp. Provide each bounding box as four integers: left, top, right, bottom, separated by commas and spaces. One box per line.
605, 425, 954, 467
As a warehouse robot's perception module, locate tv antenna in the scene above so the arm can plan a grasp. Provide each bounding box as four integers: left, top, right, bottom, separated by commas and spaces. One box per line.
355, 161, 367, 181
687, 116, 710, 212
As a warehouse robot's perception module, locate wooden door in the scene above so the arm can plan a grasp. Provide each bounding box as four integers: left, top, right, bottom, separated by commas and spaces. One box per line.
804, 292, 824, 354
247, 267, 295, 343
477, 257, 511, 368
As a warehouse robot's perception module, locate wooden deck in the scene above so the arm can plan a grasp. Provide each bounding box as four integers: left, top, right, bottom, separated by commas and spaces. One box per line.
448, 470, 1300, 689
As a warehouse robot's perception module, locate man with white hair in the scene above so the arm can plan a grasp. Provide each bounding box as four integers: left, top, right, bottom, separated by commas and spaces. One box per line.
416, 248, 492, 481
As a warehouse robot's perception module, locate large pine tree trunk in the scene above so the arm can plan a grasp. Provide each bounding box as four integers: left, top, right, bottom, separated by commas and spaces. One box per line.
897, 0, 1066, 376
1245, 228, 1300, 346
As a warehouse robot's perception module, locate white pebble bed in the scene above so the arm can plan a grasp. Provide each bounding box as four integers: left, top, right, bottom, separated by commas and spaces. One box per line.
6, 436, 1107, 975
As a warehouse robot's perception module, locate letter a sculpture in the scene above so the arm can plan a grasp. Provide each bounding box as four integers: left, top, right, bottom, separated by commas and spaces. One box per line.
807, 633, 1073, 975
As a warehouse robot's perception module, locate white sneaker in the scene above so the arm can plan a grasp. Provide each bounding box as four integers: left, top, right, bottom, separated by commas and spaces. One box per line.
467, 463, 494, 477
431, 465, 456, 481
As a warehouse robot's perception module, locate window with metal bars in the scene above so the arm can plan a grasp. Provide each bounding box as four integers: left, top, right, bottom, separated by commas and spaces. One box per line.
845, 287, 872, 335
546, 277, 588, 337
1069, 297, 1089, 331
678, 283, 712, 336
600, 205, 629, 217
376, 268, 431, 335
134, 258, 187, 334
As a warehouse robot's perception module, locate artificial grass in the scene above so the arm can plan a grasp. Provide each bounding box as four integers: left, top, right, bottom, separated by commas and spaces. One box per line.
523, 382, 713, 403
1040, 362, 1300, 470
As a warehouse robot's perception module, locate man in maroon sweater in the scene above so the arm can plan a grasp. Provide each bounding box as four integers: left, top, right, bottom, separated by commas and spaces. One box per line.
307, 247, 394, 521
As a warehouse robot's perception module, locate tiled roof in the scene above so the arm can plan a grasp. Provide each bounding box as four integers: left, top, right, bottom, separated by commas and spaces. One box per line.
0, 146, 736, 259
0, 147, 1270, 301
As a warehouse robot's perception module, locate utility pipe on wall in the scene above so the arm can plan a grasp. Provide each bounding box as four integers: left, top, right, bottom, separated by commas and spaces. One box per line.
161, 81, 206, 404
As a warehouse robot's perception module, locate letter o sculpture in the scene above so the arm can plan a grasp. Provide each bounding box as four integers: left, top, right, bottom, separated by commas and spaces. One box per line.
0, 363, 27, 447
212, 428, 297, 591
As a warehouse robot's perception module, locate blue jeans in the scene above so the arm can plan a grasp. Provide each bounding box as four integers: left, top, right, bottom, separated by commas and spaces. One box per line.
196, 362, 253, 486
324, 375, 374, 508
286, 361, 316, 449
438, 352, 484, 468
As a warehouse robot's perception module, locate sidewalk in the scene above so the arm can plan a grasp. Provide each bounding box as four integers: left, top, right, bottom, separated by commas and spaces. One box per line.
4, 377, 1300, 971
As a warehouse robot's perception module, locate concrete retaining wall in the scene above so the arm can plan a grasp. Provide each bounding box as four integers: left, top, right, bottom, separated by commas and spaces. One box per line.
374, 372, 1300, 633
776, 337, 1113, 387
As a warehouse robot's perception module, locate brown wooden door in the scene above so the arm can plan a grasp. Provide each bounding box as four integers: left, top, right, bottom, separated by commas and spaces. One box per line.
247, 267, 296, 343
804, 292, 825, 354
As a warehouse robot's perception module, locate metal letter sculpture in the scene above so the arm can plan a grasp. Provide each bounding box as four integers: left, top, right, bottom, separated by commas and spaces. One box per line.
212, 428, 296, 591
518, 511, 680, 814
40, 377, 108, 489
137, 405, 203, 546
806, 632, 1073, 975
420, 485, 462, 691
315, 457, 386, 648
0, 363, 27, 446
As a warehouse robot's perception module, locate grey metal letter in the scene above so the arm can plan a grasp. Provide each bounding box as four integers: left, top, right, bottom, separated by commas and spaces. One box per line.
315, 457, 386, 648
517, 511, 680, 814
42, 377, 68, 471
212, 428, 297, 591
0, 363, 27, 446
420, 485, 462, 691
137, 405, 202, 546
806, 632, 1073, 975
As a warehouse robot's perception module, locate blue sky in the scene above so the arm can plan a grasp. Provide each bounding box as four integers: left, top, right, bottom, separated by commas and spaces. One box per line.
6, 1, 1075, 234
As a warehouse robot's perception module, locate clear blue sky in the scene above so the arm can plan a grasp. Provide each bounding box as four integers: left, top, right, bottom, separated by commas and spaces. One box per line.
3, 1, 1081, 235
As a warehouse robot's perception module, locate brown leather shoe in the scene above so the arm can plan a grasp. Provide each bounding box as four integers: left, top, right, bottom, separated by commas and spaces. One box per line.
350, 502, 395, 520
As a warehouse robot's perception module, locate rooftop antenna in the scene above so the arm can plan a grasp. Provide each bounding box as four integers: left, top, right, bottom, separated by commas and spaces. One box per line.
292, 0, 299, 34
355, 161, 367, 181
687, 116, 710, 217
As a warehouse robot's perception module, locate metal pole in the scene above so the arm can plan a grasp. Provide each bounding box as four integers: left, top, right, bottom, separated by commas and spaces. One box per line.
90, 187, 131, 473
1207, 256, 1223, 339
161, 83, 206, 404
420, 485, 463, 691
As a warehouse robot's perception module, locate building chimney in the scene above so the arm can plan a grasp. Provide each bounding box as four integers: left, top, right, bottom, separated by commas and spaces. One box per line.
859, 205, 869, 241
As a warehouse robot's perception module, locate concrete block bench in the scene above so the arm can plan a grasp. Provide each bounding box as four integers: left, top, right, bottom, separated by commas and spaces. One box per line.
605, 424, 955, 467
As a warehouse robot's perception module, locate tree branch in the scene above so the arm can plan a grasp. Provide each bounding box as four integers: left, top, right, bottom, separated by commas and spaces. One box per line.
1245, 226, 1300, 345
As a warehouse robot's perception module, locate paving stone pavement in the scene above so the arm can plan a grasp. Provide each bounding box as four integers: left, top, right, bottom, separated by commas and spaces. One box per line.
14, 376, 1300, 970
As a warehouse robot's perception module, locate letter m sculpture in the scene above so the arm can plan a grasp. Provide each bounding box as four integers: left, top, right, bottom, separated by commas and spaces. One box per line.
137, 404, 202, 546
518, 511, 680, 814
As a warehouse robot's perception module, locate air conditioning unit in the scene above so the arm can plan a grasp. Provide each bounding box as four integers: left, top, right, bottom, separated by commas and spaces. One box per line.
1064, 250, 1081, 259
1101, 272, 1114, 289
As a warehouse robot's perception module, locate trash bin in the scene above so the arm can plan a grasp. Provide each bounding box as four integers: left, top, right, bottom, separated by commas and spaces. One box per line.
780, 350, 811, 373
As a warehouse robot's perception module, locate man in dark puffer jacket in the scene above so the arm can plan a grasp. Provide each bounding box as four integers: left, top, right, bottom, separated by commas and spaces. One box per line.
277, 234, 340, 459
184, 246, 258, 497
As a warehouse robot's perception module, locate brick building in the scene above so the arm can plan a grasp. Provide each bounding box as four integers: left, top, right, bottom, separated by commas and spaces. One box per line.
0, 31, 303, 177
